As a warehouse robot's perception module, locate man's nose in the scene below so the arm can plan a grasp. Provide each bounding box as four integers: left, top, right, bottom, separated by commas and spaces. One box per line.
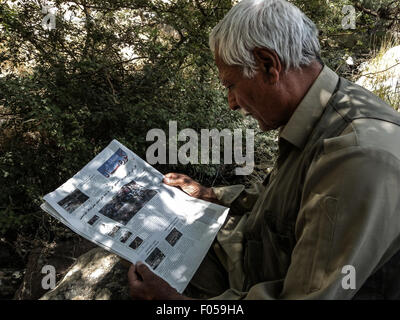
228, 92, 240, 111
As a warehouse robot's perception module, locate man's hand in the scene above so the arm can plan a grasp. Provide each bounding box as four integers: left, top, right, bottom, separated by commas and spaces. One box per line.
127, 262, 192, 300
163, 173, 220, 204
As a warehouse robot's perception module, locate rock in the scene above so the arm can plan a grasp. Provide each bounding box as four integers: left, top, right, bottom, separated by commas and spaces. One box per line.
0, 268, 25, 299
14, 236, 96, 300
356, 45, 400, 109
0, 239, 25, 299
39, 248, 131, 300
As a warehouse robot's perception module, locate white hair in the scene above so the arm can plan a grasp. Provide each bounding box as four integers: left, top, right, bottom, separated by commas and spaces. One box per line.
209, 0, 321, 78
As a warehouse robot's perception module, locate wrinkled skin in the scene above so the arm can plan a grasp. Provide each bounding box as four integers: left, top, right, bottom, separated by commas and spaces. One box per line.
163, 173, 221, 204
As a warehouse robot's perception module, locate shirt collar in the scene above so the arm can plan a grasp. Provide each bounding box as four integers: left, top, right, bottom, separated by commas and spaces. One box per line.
279, 65, 339, 149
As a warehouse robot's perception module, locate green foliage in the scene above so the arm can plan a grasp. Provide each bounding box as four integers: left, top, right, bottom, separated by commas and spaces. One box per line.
0, 0, 398, 239
0, 0, 243, 237
291, 0, 400, 76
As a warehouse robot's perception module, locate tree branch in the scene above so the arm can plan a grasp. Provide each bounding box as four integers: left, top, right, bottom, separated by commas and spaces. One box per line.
354, 2, 379, 17
359, 61, 400, 78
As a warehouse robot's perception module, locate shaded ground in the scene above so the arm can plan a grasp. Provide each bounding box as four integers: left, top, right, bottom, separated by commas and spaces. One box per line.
0, 233, 95, 300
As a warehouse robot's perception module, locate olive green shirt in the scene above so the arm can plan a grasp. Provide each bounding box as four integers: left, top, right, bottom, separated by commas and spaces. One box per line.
211, 66, 400, 299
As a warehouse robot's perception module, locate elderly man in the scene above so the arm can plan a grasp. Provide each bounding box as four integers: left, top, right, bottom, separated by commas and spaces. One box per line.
128, 0, 400, 299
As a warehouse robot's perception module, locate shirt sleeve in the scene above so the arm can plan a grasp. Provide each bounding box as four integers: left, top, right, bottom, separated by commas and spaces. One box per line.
212, 181, 265, 216
213, 146, 400, 300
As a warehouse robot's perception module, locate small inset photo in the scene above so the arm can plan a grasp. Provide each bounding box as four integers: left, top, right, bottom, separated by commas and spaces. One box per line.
120, 230, 132, 243
145, 247, 165, 270
99, 180, 157, 225
87, 215, 100, 226
129, 236, 143, 250
97, 148, 128, 178
107, 225, 120, 237
165, 228, 182, 247
58, 189, 89, 213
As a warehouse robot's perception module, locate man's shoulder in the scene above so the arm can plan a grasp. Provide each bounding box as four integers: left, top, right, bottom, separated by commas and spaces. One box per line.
322, 118, 400, 162
350, 117, 400, 158
321, 78, 400, 159
333, 77, 400, 122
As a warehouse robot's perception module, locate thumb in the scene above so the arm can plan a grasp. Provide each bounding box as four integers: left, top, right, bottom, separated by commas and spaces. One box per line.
127, 264, 139, 284
136, 261, 153, 280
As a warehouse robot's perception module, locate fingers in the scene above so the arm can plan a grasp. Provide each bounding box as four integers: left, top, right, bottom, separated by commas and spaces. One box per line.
163, 173, 209, 200
163, 173, 184, 184
135, 261, 168, 286
128, 263, 147, 300
135, 261, 154, 281
163, 173, 191, 187
128, 264, 139, 283
164, 173, 180, 182
164, 172, 179, 180
128, 262, 156, 300
128, 262, 183, 300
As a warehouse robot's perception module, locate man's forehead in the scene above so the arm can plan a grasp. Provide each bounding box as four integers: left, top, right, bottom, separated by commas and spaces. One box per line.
215, 56, 240, 81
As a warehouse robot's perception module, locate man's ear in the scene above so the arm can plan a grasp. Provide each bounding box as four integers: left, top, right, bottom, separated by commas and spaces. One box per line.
253, 48, 282, 84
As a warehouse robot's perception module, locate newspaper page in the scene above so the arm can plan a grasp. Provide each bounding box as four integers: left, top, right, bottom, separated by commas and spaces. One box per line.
41, 139, 229, 294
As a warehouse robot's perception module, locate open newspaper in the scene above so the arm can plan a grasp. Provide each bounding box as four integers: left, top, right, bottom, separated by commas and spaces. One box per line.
41, 139, 229, 293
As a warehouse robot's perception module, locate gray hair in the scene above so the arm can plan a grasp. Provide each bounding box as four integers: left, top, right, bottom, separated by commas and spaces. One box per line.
209, 0, 321, 78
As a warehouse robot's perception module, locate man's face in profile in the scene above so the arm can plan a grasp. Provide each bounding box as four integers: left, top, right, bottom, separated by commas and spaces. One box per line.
215, 53, 289, 132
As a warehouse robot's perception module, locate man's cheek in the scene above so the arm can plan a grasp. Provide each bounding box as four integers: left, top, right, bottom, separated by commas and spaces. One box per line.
236, 98, 250, 113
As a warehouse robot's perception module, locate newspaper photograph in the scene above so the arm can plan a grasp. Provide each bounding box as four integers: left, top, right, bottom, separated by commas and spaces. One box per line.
41, 139, 229, 293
